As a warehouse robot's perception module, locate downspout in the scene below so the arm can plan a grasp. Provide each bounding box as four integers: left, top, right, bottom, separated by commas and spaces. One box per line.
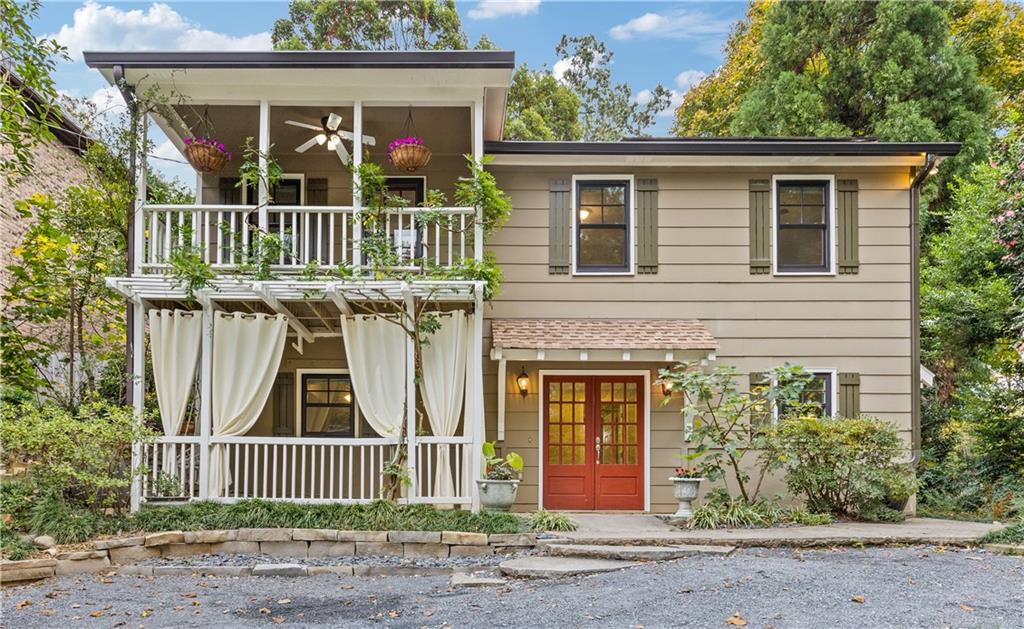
909, 153, 938, 465
114, 64, 139, 406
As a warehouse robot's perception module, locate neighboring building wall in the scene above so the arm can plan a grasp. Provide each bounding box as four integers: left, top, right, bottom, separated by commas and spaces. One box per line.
485, 165, 914, 513
0, 138, 91, 290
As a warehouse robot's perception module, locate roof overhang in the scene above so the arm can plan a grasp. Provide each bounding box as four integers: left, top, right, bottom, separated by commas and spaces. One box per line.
485, 139, 960, 168
84, 50, 512, 140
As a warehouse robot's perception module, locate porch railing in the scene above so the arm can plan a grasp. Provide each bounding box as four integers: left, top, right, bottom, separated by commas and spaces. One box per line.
140, 435, 474, 506
141, 204, 477, 274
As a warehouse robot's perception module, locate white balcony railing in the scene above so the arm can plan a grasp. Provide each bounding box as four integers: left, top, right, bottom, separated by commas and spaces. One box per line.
140, 435, 473, 506
141, 204, 478, 274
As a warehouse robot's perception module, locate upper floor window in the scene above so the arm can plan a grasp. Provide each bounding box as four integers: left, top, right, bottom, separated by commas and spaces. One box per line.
575, 180, 632, 274
775, 178, 833, 274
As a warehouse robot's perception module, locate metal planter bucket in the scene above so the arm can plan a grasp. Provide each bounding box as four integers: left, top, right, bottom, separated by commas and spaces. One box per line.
476, 479, 520, 512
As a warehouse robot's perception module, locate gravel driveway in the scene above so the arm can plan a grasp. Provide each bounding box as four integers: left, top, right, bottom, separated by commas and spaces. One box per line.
3, 546, 1022, 628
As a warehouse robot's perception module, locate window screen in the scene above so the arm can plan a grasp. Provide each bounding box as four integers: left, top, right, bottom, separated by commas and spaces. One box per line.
777, 181, 830, 272
576, 181, 630, 272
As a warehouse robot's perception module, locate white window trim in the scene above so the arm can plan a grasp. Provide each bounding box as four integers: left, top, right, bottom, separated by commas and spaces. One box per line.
537, 369, 651, 512
771, 174, 837, 276
770, 367, 838, 423
294, 369, 361, 438
571, 174, 636, 276
242, 173, 306, 205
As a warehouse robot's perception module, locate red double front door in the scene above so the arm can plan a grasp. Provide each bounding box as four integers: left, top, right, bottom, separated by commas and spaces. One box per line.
543, 375, 645, 510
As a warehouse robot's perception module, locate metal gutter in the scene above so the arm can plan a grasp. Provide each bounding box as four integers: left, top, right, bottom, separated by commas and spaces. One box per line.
909, 154, 939, 465
84, 50, 515, 70
485, 140, 962, 157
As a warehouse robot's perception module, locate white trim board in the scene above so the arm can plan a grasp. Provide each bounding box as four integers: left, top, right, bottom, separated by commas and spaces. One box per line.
770, 174, 837, 276
537, 369, 652, 513
570, 174, 636, 276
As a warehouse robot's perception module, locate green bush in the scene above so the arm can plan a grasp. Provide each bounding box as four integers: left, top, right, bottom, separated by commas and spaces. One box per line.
981, 517, 1024, 544
776, 415, 915, 520
529, 510, 577, 532
0, 526, 35, 560
687, 490, 832, 529
0, 401, 155, 511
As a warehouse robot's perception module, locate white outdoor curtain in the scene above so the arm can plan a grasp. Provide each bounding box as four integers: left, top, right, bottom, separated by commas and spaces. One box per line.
148, 309, 202, 475
210, 312, 288, 497
419, 311, 470, 500
340, 314, 406, 438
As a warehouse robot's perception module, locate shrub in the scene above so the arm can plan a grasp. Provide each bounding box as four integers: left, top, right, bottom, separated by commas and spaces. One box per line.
0, 526, 35, 560
981, 517, 1024, 544
529, 510, 577, 532
776, 415, 914, 519
0, 401, 155, 512
687, 491, 830, 529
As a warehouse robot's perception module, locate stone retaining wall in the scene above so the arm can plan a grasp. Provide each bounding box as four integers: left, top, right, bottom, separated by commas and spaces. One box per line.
0, 530, 536, 584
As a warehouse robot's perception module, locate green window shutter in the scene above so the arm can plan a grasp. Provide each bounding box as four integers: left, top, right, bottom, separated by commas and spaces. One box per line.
749, 179, 771, 274
837, 179, 860, 274
273, 373, 295, 436
307, 178, 328, 206
636, 178, 659, 274
549, 178, 571, 274
838, 372, 861, 418
749, 372, 771, 426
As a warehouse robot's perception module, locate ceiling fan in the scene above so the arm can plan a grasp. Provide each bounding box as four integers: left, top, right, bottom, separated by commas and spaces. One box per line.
285, 113, 376, 163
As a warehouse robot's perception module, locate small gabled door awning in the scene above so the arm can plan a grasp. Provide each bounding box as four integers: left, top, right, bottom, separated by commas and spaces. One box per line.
488, 318, 718, 441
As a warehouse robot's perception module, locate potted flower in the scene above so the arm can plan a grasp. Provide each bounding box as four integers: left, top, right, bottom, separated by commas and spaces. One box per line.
669, 466, 705, 519
476, 441, 523, 511
183, 136, 231, 173
387, 135, 431, 172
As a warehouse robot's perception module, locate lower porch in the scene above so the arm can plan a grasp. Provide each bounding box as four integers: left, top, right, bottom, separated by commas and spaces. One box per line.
113, 277, 486, 510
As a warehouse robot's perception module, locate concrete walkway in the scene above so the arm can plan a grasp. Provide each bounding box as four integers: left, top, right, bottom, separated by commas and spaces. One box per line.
560, 515, 1003, 547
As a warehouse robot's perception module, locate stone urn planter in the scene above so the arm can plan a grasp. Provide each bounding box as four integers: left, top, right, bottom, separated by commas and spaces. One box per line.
475, 479, 520, 512
669, 476, 704, 519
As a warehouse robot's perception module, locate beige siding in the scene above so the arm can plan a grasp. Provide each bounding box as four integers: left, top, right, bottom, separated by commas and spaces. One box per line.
485, 165, 914, 513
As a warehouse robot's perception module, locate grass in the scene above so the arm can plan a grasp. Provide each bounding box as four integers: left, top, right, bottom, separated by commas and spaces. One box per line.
0, 526, 37, 561
981, 518, 1024, 545
528, 510, 577, 532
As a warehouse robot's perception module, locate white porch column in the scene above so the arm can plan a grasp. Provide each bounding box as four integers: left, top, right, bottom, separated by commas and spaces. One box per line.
197, 300, 214, 499
133, 116, 148, 274
472, 98, 484, 262
129, 301, 145, 512
404, 286, 417, 500
257, 99, 270, 232
352, 100, 363, 271
470, 286, 485, 511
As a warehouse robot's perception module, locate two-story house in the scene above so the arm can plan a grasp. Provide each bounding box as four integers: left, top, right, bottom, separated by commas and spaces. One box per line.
84, 50, 959, 513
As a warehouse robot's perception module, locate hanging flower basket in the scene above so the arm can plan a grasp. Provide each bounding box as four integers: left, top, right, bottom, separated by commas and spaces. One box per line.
387, 136, 431, 172
183, 137, 231, 173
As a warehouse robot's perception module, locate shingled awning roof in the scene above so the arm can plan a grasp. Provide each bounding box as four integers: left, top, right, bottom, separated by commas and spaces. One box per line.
491, 318, 718, 352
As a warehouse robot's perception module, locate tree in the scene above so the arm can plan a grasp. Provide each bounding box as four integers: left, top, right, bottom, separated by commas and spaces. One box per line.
949, 0, 1024, 125
0, 0, 69, 186
504, 65, 581, 141
672, 0, 771, 137
555, 34, 670, 141
272, 0, 472, 50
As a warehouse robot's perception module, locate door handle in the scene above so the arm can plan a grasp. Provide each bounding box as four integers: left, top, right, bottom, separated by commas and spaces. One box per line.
594, 436, 602, 458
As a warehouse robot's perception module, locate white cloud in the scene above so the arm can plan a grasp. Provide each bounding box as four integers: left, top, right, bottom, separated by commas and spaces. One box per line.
609, 9, 732, 41
636, 70, 707, 118
467, 0, 541, 20
50, 1, 271, 61
552, 57, 573, 82
149, 138, 195, 188
675, 69, 707, 91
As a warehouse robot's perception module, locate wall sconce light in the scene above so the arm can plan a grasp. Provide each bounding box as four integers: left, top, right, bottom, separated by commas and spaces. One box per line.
516, 367, 530, 397
660, 365, 675, 397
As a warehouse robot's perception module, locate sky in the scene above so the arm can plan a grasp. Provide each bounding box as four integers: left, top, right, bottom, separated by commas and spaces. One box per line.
32, 0, 747, 186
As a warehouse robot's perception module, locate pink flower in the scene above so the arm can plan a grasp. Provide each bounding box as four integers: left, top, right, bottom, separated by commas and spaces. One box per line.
1007, 210, 1016, 218
996, 215, 1005, 224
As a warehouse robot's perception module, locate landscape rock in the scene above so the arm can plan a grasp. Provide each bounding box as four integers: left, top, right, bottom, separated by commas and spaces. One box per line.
308, 565, 355, 576
108, 545, 162, 564
355, 541, 403, 557
238, 528, 292, 542
162, 543, 212, 557
252, 563, 307, 577
450, 572, 507, 588
336, 530, 389, 542
404, 543, 450, 559
55, 550, 107, 561
55, 555, 110, 575
388, 531, 441, 544
450, 545, 495, 557
499, 556, 640, 579
32, 535, 55, 550
489, 533, 536, 547
94, 536, 145, 550
260, 541, 309, 558
184, 529, 237, 544
442, 531, 488, 546
292, 528, 339, 542
1, 558, 57, 570
0, 566, 55, 583
210, 541, 261, 555
144, 531, 184, 547
307, 541, 356, 558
